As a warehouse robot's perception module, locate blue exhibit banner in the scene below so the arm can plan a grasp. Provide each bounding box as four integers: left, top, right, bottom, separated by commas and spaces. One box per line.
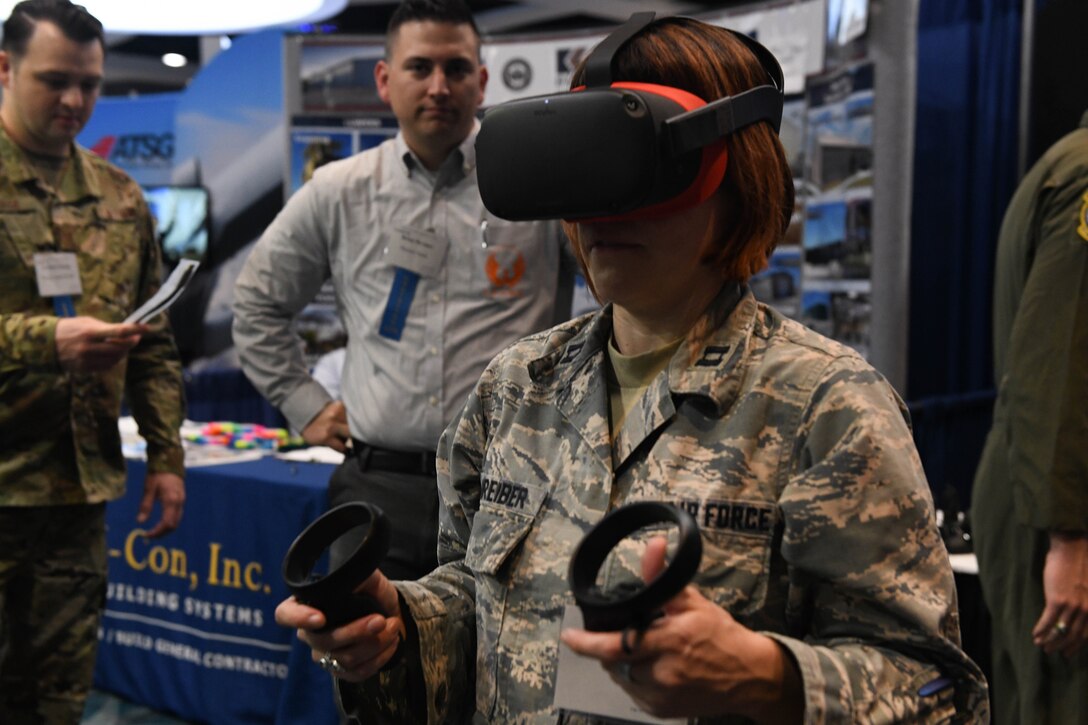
77, 94, 179, 187
95, 458, 339, 725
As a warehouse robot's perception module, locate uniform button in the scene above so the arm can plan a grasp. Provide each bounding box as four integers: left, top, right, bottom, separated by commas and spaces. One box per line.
430, 293, 440, 303
429, 346, 438, 356
428, 396, 439, 406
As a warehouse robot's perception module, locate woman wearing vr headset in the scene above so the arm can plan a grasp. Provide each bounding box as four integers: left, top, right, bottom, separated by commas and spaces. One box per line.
276, 14, 989, 724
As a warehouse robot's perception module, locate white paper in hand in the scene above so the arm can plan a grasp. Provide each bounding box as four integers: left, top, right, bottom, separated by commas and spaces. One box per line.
124, 259, 200, 324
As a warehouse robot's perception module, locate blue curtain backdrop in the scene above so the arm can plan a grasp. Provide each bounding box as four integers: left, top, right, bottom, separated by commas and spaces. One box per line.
907, 0, 1022, 502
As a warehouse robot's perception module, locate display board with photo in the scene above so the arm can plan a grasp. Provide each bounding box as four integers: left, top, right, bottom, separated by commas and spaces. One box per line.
799, 60, 874, 358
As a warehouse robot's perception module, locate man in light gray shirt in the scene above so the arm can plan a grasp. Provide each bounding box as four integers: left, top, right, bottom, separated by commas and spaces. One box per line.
232, 0, 568, 579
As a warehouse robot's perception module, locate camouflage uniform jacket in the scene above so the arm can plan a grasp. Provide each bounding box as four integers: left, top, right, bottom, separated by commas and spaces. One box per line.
346, 292, 989, 724
0, 127, 185, 506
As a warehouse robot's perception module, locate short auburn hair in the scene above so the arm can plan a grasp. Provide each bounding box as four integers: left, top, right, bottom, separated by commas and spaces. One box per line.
564, 17, 793, 293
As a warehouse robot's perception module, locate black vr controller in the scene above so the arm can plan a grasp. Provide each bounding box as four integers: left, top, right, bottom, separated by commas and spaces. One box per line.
281, 502, 390, 630
569, 501, 702, 632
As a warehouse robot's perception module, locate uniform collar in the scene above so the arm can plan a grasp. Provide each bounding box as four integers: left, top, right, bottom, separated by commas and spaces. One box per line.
0, 125, 103, 201
531, 286, 764, 416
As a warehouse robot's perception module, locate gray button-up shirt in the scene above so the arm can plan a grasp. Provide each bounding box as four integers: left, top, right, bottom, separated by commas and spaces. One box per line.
233, 125, 564, 451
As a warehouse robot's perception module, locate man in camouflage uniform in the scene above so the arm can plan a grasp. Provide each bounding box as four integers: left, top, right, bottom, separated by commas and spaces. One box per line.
0, 2, 185, 722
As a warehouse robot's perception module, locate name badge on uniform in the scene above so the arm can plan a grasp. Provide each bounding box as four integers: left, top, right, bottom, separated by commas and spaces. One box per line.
379, 227, 449, 341
33, 252, 81, 317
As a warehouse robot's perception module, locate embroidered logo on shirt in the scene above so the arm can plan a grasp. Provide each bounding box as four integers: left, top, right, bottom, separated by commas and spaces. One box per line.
485, 244, 526, 298
1078, 190, 1088, 242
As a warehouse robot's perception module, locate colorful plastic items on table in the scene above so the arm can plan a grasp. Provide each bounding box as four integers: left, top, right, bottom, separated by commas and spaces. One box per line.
182, 422, 301, 451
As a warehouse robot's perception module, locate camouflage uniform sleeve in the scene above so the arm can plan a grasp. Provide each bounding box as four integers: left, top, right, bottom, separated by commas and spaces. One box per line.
338, 366, 492, 724
124, 199, 185, 476
0, 314, 60, 368
771, 353, 989, 723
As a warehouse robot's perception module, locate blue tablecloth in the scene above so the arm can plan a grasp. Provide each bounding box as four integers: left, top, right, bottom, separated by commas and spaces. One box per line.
94, 457, 340, 725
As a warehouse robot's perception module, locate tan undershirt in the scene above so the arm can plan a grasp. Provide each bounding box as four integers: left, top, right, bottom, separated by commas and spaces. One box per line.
605, 335, 683, 470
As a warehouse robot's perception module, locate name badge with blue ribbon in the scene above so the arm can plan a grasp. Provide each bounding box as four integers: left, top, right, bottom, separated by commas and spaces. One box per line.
33, 252, 81, 317
379, 227, 448, 341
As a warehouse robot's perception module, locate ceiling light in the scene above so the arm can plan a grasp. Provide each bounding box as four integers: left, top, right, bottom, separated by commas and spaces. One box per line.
0, 0, 348, 35
161, 52, 187, 68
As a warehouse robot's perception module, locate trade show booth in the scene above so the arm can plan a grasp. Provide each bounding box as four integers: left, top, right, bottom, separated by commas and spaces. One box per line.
70, 0, 1054, 720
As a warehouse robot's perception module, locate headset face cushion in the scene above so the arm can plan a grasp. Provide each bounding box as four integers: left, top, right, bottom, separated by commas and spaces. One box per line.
477, 87, 700, 221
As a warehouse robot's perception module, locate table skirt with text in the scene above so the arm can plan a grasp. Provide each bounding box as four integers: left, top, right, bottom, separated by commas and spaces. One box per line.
94, 457, 340, 724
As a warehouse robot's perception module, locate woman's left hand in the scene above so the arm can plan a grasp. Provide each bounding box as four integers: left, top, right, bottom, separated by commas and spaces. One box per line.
560, 537, 802, 722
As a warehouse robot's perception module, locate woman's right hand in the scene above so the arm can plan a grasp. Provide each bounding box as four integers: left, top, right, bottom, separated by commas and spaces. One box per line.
275, 568, 406, 681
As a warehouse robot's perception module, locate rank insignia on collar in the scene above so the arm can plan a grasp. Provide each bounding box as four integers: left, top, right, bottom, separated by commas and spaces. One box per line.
695, 345, 731, 367
1079, 190, 1088, 242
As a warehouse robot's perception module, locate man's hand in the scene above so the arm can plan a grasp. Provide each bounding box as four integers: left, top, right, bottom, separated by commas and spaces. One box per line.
55, 316, 148, 373
302, 400, 351, 452
275, 569, 405, 682
1032, 532, 1088, 657
138, 471, 185, 538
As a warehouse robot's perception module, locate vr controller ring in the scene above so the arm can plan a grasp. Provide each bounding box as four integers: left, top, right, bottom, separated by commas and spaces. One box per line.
569, 500, 702, 632
282, 502, 390, 630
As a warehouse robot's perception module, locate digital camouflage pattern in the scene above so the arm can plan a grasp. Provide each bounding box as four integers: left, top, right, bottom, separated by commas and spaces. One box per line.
0, 126, 185, 506
345, 292, 989, 724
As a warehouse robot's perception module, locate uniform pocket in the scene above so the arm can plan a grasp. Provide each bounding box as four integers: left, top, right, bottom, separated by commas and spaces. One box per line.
465, 490, 540, 575
698, 528, 775, 617
75, 216, 143, 319
0, 214, 48, 311
464, 481, 545, 717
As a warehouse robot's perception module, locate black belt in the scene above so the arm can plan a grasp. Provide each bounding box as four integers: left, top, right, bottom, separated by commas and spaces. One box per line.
351, 439, 436, 476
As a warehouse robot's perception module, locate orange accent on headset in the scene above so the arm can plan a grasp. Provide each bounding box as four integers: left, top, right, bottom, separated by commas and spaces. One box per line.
570, 81, 730, 223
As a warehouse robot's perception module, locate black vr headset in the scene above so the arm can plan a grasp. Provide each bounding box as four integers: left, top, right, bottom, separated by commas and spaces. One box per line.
476, 11, 785, 222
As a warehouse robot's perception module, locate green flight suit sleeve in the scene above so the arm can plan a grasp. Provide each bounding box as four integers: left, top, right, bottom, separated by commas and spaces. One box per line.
1004, 174, 1088, 532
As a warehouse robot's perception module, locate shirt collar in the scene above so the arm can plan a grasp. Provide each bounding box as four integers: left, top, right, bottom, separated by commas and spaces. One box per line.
395, 119, 480, 183
0, 125, 102, 201
530, 286, 759, 414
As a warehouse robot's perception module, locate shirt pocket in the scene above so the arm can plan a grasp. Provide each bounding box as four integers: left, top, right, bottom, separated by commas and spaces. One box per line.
67, 206, 144, 319
464, 482, 546, 718
464, 477, 546, 574
697, 526, 776, 619
0, 213, 49, 310
462, 216, 551, 302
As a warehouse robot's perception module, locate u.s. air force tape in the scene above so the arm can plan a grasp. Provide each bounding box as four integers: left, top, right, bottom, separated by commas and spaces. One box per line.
569, 501, 702, 632
282, 502, 390, 630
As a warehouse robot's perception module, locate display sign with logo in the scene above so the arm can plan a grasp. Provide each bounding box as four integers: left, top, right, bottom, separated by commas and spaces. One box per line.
78, 94, 179, 186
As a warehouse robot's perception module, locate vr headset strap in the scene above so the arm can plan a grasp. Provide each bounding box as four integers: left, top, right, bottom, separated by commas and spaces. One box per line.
583, 11, 656, 87
665, 85, 784, 156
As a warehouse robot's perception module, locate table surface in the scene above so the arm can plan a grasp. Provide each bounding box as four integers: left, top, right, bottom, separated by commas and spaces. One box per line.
95, 456, 340, 725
